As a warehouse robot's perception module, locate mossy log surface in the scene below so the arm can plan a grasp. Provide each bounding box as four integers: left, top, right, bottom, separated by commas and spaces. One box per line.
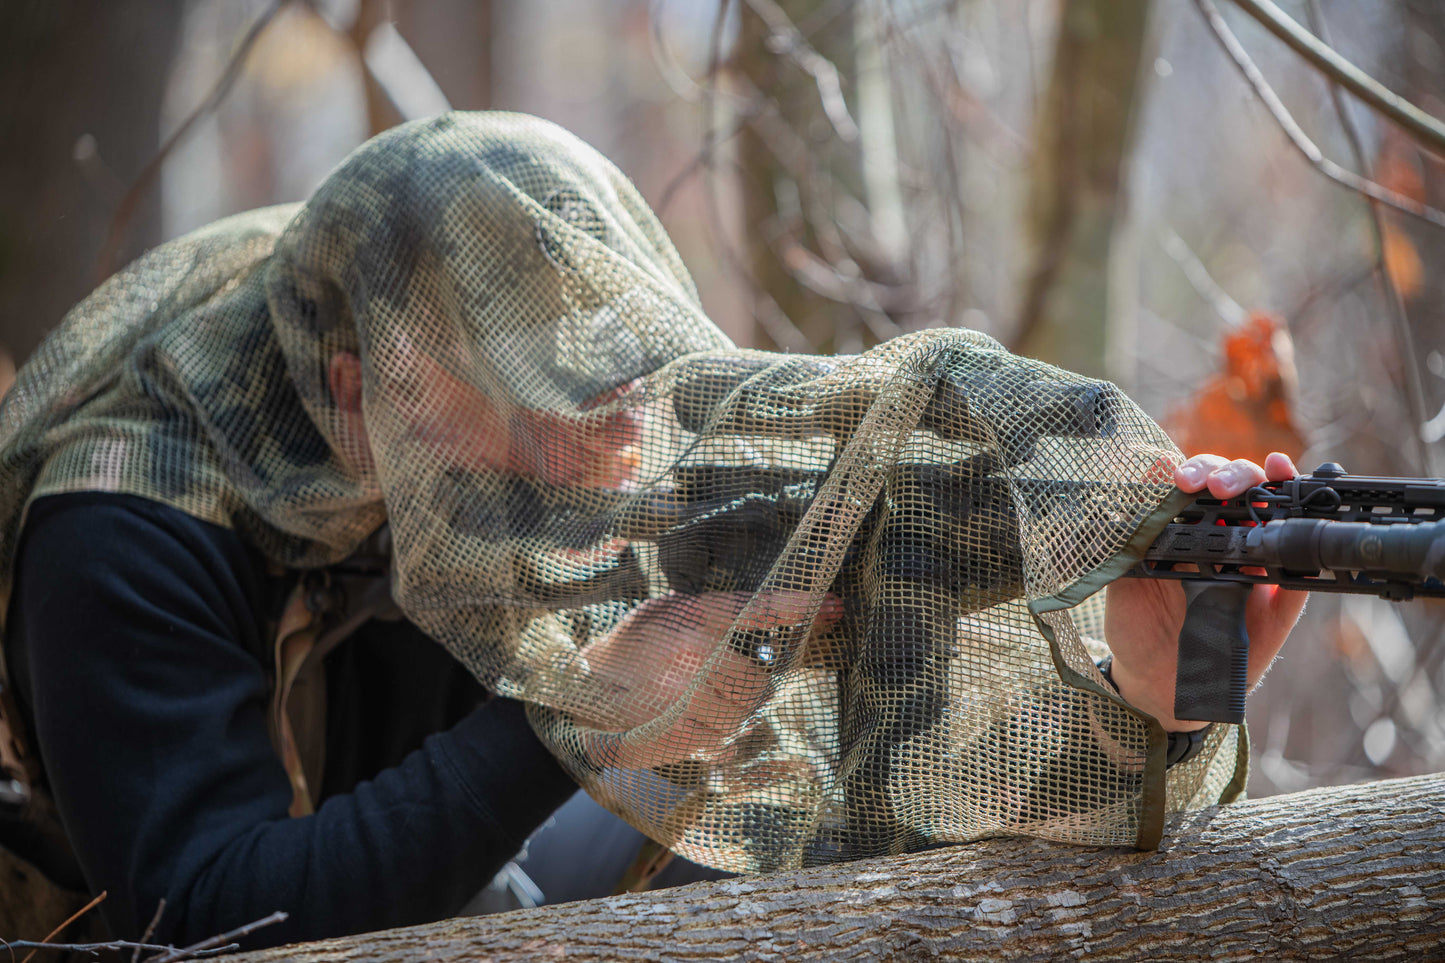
235, 772, 1445, 962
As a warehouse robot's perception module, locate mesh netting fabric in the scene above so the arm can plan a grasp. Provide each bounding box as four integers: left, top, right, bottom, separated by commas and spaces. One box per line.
0, 112, 1242, 874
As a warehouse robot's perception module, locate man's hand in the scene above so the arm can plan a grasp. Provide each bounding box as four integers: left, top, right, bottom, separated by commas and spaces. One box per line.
577, 591, 840, 769
1103, 452, 1308, 731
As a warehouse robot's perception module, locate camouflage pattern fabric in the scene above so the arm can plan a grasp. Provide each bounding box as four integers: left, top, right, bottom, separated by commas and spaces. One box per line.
0, 112, 1243, 874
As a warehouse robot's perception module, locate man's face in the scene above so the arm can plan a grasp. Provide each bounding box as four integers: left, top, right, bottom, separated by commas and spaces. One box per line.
365, 334, 644, 489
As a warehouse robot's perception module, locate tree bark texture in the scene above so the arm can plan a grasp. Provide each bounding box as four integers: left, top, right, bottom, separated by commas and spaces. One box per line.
234, 772, 1445, 962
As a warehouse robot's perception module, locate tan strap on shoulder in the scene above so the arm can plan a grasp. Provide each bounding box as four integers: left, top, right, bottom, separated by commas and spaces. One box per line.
271, 583, 323, 817
270, 560, 401, 818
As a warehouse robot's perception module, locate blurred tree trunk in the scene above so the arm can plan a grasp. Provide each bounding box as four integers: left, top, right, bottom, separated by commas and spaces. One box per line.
0, 0, 184, 365
351, 0, 407, 136
352, 0, 496, 136
1013, 0, 1154, 383
737, 0, 858, 353
395, 0, 493, 111
735, 0, 908, 354
231, 773, 1445, 962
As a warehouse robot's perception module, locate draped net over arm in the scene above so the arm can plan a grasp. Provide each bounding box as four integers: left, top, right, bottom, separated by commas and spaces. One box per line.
0, 111, 1243, 877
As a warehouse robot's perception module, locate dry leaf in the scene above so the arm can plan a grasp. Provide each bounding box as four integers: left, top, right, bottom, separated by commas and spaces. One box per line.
1167, 312, 1306, 464
1382, 222, 1422, 301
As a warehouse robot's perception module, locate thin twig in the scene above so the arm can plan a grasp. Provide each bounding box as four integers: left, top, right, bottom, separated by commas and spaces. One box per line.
778, 242, 914, 322
4, 941, 236, 959
1304, 0, 1435, 476
94, 0, 289, 283
20, 891, 108, 963
701, 0, 812, 352
728, 71, 891, 348
792, 0, 855, 40
145, 910, 288, 963
940, 40, 1028, 160
647, 0, 709, 102
1287, 264, 1377, 335
1159, 227, 1249, 328
663, 0, 965, 338
656, 112, 750, 215
742, 0, 860, 143
133, 900, 167, 963
1193, 0, 1445, 232
876, 3, 988, 327
1229, 0, 1445, 159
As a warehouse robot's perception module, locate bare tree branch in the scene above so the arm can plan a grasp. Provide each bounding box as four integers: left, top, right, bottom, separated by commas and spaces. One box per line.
94, 0, 288, 283
1159, 228, 1248, 328
742, 0, 860, 143
19, 891, 107, 963
1304, 0, 1436, 476
1229, 0, 1445, 159
146, 911, 288, 963
1193, 0, 1445, 233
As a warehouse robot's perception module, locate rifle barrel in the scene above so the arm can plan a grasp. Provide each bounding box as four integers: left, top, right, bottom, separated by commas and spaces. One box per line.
1136, 517, 1445, 599
1252, 517, 1445, 582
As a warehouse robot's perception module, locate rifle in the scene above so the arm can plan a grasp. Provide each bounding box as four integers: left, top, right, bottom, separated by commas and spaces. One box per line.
507, 459, 1445, 705
1130, 462, 1445, 724
488, 358, 1445, 857
493, 430, 1445, 855
507, 355, 1445, 731
581, 461, 1445, 728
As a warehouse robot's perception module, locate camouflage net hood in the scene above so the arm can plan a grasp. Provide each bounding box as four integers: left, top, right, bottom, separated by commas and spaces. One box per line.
0, 112, 1243, 874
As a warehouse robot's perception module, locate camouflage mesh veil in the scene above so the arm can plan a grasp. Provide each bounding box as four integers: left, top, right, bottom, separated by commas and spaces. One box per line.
0, 112, 1243, 874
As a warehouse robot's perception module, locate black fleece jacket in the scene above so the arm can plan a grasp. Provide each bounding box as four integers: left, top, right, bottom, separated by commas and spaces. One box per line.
6, 492, 578, 948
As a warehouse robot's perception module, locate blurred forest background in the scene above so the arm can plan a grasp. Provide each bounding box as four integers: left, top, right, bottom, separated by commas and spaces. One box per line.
1, 0, 1443, 803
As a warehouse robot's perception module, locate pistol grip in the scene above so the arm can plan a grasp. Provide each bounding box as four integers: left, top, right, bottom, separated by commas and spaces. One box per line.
1174, 582, 1251, 725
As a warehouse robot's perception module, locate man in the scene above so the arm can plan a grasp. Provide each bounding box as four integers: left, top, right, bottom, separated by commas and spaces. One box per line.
0, 111, 1302, 947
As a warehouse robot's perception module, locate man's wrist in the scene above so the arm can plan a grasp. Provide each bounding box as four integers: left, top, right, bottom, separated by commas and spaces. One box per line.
1100, 654, 1211, 734
1098, 656, 1214, 768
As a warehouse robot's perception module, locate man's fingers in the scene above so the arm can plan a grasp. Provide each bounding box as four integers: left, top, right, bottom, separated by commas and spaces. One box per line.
1175, 454, 1229, 492
1175, 453, 1262, 498
1179, 451, 1300, 496
735, 590, 841, 632
1264, 451, 1299, 481
1203, 458, 1268, 499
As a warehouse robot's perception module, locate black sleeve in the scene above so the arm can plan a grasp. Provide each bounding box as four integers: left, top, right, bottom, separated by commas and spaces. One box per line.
6, 493, 578, 948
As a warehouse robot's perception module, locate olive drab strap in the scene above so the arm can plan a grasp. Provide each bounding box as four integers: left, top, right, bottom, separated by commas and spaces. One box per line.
612, 838, 674, 895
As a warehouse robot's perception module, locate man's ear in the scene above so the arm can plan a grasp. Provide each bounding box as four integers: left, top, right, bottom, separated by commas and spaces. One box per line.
329, 352, 364, 414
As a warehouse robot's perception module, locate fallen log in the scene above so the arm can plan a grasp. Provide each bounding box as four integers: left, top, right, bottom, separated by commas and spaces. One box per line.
235, 772, 1445, 962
